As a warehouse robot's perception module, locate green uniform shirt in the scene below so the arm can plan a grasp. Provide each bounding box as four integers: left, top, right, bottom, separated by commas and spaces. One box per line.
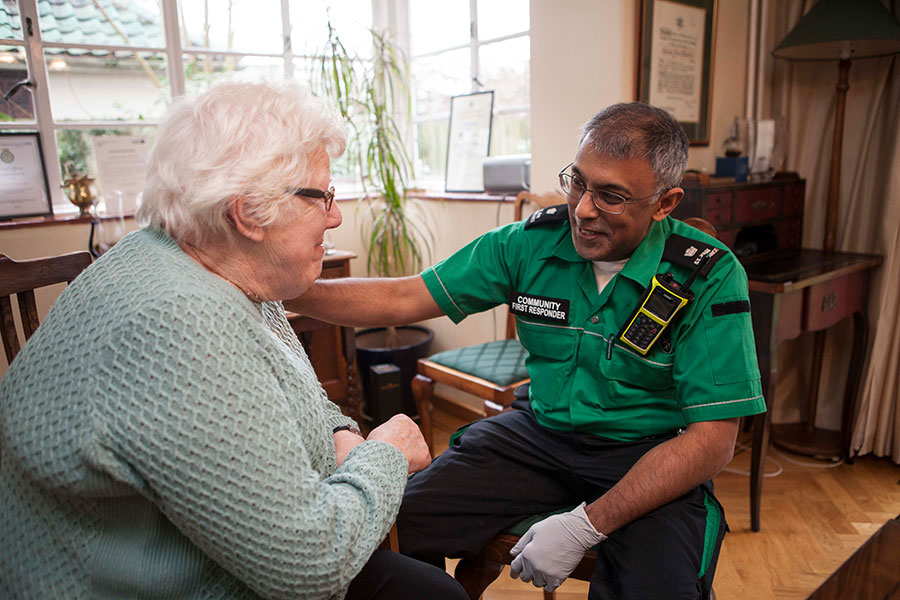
421, 210, 765, 441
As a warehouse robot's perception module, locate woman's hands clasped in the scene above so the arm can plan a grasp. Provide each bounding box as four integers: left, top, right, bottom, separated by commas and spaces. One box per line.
334, 414, 431, 474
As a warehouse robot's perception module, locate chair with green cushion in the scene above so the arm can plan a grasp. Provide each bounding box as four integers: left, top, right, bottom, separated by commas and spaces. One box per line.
412, 337, 529, 450
412, 192, 564, 451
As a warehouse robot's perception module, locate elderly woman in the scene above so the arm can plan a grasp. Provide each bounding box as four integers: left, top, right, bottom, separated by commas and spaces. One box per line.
0, 81, 467, 600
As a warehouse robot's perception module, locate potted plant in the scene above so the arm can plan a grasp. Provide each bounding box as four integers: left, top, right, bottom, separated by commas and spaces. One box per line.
313, 21, 434, 421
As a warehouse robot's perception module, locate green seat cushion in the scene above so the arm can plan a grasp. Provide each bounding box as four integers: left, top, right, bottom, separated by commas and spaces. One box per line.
427, 339, 528, 386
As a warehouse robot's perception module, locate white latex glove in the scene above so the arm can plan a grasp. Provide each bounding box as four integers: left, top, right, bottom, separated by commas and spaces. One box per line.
508, 503, 607, 592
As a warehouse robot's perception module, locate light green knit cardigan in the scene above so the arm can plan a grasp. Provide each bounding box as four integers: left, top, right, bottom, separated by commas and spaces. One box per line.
0, 227, 408, 599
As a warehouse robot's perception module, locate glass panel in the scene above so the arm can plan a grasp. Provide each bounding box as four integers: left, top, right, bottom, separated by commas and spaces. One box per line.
415, 117, 448, 189
45, 50, 169, 121
0, 46, 32, 121
183, 54, 285, 96
412, 47, 468, 118
409, 0, 469, 56
179, 0, 282, 54
0, 1, 24, 40
291, 0, 373, 62
477, 0, 529, 41
56, 126, 156, 201
478, 36, 529, 109
38, 0, 164, 48
489, 112, 530, 156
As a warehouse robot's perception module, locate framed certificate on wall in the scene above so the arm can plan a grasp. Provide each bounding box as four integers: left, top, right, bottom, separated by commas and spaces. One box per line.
0, 132, 53, 219
445, 91, 494, 193
637, 0, 717, 145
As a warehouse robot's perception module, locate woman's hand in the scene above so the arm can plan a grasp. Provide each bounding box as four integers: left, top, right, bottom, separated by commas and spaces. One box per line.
366, 414, 431, 474
333, 429, 366, 467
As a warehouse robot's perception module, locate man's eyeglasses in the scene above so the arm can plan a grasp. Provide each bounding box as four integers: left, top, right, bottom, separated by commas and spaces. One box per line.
292, 186, 335, 212
558, 163, 662, 215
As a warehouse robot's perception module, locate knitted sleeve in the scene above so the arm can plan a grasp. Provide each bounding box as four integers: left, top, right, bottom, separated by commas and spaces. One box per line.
90, 294, 408, 600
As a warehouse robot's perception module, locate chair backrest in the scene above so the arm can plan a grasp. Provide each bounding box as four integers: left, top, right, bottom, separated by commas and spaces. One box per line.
0, 251, 93, 364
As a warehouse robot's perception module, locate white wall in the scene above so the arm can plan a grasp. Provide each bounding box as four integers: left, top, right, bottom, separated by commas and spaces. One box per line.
529, 0, 750, 192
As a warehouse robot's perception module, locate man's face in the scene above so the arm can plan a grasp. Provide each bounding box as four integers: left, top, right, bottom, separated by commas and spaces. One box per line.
566, 146, 681, 262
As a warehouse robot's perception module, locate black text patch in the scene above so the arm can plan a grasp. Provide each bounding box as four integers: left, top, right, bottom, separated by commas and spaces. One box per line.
711, 300, 750, 317
662, 234, 726, 276
509, 291, 570, 324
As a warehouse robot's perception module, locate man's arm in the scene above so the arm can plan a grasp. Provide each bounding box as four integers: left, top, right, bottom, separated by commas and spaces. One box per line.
584, 417, 738, 534
285, 275, 445, 327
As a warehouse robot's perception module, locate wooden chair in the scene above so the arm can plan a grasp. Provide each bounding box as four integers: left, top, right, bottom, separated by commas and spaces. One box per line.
0, 251, 92, 465
412, 192, 564, 451
0, 251, 93, 365
449, 217, 721, 600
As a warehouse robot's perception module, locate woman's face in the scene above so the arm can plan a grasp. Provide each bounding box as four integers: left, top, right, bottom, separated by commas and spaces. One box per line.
262, 147, 342, 300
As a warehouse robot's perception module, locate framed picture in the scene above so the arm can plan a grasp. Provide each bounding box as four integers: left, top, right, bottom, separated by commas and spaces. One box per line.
0, 132, 53, 220
445, 91, 494, 193
636, 0, 717, 145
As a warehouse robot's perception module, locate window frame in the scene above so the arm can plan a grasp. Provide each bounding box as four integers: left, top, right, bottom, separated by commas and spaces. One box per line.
1, 0, 297, 213
396, 0, 530, 189
0, 0, 529, 213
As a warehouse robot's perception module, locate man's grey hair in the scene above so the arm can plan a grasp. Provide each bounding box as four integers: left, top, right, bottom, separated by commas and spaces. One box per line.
579, 102, 689, 192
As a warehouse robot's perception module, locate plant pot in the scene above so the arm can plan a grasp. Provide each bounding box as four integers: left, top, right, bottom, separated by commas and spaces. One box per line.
355, 325, 434, 424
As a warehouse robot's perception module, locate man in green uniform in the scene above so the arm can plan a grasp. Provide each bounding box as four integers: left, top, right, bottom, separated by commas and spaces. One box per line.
292, 102, 765, 599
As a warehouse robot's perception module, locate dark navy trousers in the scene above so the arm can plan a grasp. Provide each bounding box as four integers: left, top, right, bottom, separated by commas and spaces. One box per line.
397, 402, 726, 599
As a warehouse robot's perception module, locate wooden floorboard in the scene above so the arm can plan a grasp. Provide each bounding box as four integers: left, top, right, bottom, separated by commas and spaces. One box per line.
429, 407, 900, 599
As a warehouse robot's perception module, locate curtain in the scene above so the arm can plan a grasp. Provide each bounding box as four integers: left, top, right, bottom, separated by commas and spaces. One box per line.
763, 0, 900, 462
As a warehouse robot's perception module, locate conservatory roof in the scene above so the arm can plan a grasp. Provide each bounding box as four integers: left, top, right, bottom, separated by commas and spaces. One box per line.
1, 0, 164, 53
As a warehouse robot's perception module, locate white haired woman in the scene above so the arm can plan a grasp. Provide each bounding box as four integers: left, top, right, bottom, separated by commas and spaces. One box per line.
0, 81, 467, 600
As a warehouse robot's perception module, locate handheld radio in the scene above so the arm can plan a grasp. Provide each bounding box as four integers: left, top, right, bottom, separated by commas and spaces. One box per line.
618, 257, 708, 355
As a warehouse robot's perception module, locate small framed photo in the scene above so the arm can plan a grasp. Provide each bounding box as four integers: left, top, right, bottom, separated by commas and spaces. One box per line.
445, 91, 494, 193
637, 0, 717, 145
0, 132, 53, 220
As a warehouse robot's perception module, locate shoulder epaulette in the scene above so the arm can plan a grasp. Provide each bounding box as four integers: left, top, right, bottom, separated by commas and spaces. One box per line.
662, 233, 727, 276
524, 204, 569, 229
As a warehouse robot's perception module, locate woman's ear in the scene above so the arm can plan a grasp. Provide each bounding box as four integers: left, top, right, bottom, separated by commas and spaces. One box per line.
228, 197, 266, 242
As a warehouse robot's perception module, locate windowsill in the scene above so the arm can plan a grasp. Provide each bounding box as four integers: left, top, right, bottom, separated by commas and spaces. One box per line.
0, 191, 515, 231
338, 190, 516, 203
0, 212, 135, 230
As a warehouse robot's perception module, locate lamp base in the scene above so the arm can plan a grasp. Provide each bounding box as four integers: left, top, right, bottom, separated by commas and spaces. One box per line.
771, 422, 843, 461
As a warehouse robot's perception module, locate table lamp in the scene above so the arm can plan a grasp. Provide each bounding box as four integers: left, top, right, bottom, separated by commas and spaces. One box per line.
770, 0, 900, 459
772, 0, 900, 252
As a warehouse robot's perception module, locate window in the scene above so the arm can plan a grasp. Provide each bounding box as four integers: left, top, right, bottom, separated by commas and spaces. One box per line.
0, 0, 529, 214
406, 0, 530, 189
0, 0, 373, 214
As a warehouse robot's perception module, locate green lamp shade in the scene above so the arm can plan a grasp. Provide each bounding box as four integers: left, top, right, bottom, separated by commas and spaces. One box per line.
773, 0, 900, 61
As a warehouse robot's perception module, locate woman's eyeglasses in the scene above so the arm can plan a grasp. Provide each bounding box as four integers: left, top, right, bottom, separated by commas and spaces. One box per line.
292, 186, 335, 211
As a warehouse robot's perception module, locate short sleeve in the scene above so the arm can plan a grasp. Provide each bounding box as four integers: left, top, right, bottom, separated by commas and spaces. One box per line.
421, 222, 520, 323
674, 258, 766, 423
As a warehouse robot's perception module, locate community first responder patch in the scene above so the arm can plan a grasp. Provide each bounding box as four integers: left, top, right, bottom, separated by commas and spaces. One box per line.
508, 291, 570, 324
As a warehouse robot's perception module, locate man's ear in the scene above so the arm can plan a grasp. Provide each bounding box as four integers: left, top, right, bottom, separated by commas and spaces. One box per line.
652, 187, 683, 222
228, 197, 265, 242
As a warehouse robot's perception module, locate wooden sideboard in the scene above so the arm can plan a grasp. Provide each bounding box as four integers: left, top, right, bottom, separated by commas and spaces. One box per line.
285, 251, 363, 423
673, 175, 805, 256
673, 175, 882, 532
